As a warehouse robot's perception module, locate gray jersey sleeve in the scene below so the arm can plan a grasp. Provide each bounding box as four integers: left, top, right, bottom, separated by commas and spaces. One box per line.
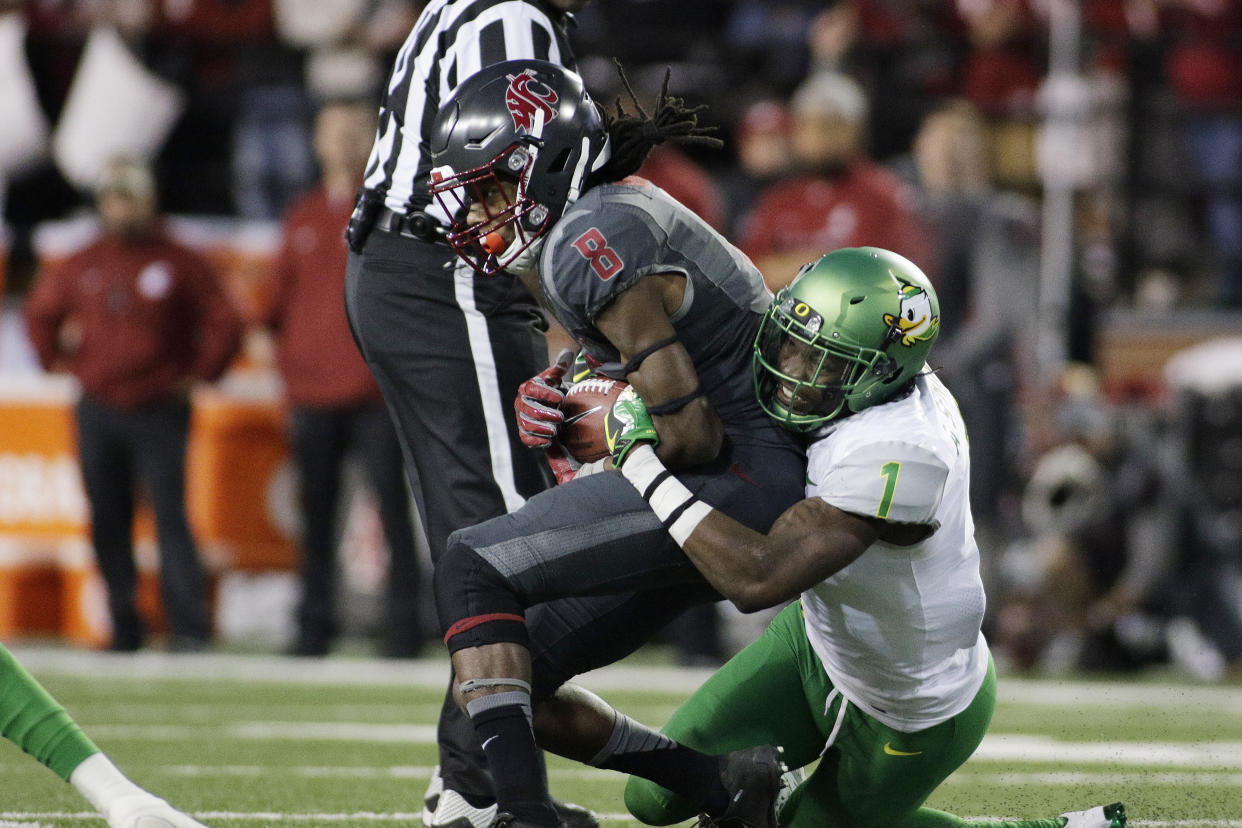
538, 186, 687, 365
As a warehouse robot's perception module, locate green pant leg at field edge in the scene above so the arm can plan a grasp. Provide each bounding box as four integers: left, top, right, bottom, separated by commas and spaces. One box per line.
0, 643, 100, 780
624, 602, 1029, 828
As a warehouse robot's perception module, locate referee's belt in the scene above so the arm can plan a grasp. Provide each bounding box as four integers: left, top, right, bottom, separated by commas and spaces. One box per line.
376, 207, 445, 242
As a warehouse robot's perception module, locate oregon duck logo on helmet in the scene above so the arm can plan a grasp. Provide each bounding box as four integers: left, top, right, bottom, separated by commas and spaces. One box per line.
753, 247, 940, 431
884, 284, 940, 347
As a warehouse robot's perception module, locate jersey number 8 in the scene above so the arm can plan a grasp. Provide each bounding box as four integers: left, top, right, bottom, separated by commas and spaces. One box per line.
572, 228, 625, 280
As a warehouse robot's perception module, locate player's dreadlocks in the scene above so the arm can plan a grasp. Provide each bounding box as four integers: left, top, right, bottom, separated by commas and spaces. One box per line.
590, 61, 724, 185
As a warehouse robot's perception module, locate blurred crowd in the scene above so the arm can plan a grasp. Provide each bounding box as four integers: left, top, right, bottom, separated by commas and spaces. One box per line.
3, 0, 1240, 307
1, 0, 1240, 678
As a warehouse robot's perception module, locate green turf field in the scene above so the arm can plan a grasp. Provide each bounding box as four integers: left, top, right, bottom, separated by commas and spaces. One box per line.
2, 648, 1240, 827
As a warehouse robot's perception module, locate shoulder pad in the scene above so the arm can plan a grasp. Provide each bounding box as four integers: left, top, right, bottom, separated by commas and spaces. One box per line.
808, 439, 949, 524
542, 199, 662, 322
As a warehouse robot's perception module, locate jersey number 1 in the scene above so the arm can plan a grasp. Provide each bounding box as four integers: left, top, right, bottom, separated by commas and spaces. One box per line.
877, 461, 901, 519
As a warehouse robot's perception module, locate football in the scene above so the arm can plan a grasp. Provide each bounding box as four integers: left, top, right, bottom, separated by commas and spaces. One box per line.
559, 376, 628, 463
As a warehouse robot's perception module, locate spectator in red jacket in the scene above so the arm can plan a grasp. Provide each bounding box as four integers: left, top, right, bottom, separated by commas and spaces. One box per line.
23, 157, 244, 652
718, 98, 794, 240
261, 98, 424, 658
738, 70, 934, 289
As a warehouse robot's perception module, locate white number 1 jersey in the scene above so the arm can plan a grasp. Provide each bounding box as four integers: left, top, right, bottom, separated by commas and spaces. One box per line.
801, 371, 989, 732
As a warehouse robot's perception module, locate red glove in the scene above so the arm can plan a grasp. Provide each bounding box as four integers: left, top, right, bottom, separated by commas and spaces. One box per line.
543, 442, 581, 486
515, 349, 576, 448
543, 441, 610, 486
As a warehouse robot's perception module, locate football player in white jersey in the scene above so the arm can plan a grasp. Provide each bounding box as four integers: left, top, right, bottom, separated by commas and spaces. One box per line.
612, 247, 1126, 828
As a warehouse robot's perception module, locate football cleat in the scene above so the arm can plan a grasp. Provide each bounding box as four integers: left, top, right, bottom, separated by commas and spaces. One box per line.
487, 813, 550, 828
773, 764, 807, 824
549, 799, 599, 828
421, 766, 598, 828
700, 745, 785, 828
425, 788, 497, 828
422, 765, 446, 825
105, 794, 212, 828
1061, 802, 1127, 828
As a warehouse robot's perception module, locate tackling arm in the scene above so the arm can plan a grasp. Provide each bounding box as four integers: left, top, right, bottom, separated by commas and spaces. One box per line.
619, 444, 881, 612
593, 273, 723, 468
684, 497, 877, 612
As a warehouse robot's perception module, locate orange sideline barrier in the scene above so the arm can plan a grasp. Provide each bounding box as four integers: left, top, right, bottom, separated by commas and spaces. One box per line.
187, 389, 298, 572
0, 378, 296, 644
0, 552, 61, 637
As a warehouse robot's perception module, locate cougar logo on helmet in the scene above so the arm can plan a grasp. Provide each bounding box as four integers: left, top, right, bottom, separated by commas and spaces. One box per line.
430, 60, 610, 277
505, 69, 559, 133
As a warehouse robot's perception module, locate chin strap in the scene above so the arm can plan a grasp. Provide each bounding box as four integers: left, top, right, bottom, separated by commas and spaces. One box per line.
503, 234, 546, 275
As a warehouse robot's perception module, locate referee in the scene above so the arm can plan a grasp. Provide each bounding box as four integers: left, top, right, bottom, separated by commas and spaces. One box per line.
341, 3, 595, 827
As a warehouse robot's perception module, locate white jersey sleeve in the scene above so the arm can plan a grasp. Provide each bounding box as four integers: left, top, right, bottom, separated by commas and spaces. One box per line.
811, 439, 949, 525
798, 374, 988, 732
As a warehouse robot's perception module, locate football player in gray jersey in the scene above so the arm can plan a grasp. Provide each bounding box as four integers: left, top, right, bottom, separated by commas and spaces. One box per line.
425, 61, 805, 828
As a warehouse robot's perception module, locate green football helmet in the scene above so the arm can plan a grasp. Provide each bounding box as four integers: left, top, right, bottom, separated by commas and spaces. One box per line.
753, 246, 940, 431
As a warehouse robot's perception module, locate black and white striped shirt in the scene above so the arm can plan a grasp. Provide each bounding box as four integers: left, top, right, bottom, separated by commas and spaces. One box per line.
363, 0, 578, 219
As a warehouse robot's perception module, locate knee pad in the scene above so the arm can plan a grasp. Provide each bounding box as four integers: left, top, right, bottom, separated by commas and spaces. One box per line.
435, 536, 529, 653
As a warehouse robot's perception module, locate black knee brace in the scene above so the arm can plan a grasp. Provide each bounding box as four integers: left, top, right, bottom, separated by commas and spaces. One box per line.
435, 535, 530, 653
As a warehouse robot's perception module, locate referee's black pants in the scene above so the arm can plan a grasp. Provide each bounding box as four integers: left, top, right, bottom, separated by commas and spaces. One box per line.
75, 394, 211, 649
345, 227, 554, 800
344, 230, 553, 562
289, 402, 423, 655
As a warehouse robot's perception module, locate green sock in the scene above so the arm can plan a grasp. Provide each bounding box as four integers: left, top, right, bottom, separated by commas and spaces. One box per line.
0, 644, 100, 780
902, 807, 1067, 828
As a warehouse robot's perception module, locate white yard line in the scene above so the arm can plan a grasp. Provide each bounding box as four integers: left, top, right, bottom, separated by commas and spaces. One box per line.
151, 763, 1242, 787
17, 647, 1242, 712
160, 764, 440, 778
946, 770, 1242, 786
974, 735, 1242, 767
0, 814, 430, 823
231, 722, 441, 742
0, 815, 628, 824
8, 648, 462, 688
997, 679, 1242, 713
3, 814, 1242, 827
159, 765, 608, 780
82, 722, 440, 742
74, 720, 1242, 768
79, 702, 435, 718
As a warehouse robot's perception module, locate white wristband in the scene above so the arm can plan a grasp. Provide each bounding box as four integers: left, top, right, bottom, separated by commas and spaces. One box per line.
575, 457, 608, 479
619, 445, 712, 547
70, 752, 145, 817
668, 499, 713, 546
